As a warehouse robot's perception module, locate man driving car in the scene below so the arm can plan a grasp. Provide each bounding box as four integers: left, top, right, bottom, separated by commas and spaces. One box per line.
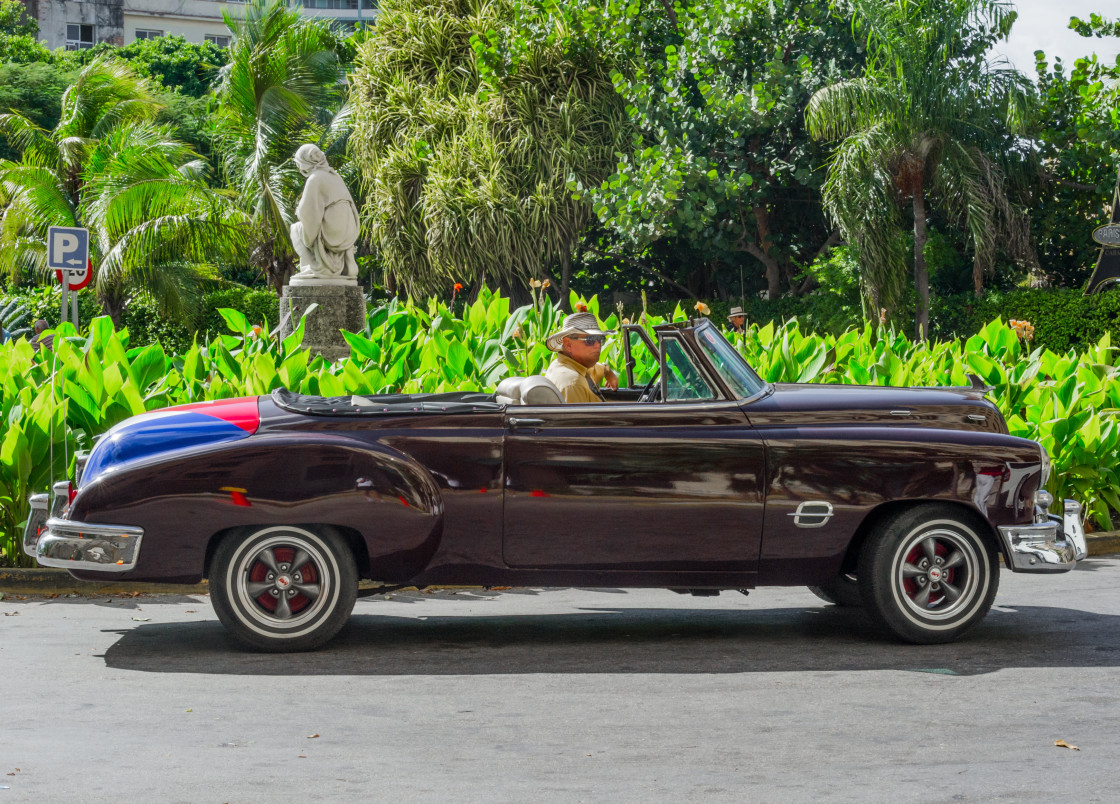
544, 312, 620, 403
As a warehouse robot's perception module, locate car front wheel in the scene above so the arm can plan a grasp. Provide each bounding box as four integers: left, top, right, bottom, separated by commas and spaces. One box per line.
858, 505, 999, 644
211, 525, 357, 652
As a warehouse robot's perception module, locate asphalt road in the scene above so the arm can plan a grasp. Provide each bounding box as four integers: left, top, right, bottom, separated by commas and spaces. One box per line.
2, 559, 1119, 803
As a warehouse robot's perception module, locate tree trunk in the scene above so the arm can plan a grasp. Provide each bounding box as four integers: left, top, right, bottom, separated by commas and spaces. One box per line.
560, 250, 571, 303
912, 191, 930, 341
753, 205, 781, 300
100, 292, 126, 330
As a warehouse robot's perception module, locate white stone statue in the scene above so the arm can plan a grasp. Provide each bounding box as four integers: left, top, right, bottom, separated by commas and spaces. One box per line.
288, 143, 359, 286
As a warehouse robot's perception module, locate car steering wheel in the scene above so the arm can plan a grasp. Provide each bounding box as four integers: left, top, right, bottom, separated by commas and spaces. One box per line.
637, 372, 660, 403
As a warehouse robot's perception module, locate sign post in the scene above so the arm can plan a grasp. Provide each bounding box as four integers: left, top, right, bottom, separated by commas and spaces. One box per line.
46, 226, 90, 328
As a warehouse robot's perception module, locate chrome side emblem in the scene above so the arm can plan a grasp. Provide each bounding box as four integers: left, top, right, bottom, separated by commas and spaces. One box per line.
788, 501, 834, 528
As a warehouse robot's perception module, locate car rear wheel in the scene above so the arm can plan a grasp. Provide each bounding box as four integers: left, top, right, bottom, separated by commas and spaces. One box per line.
211, 525, 357, 652
858, 504, 999, 644
808, 573, 862, 607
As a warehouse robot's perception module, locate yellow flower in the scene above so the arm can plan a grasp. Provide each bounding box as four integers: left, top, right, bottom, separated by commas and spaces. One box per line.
694, 301, 710, 316
530, 278, 542, 288
541, 278, 551, 289
621, 318, 631, 326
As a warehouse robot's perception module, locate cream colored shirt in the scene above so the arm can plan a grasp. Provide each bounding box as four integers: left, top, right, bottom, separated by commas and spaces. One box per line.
545, 353, 608, 403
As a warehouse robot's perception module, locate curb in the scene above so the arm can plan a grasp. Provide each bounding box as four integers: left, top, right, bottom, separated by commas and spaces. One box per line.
1087, 531, 1120, 557
3, 532, 1119, 596
0, 569, 207, 597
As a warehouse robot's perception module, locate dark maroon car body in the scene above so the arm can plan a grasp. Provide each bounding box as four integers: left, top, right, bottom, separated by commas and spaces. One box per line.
25, 319, 1082, 648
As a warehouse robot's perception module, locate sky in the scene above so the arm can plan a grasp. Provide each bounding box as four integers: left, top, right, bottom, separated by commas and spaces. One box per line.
992, 0, 1120, 75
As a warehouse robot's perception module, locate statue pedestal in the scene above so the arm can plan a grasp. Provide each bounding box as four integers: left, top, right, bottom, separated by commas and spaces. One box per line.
278, 283, 366, 362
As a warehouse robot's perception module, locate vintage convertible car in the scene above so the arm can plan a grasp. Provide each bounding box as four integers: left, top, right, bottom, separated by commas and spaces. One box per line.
24, 319, 1086, 651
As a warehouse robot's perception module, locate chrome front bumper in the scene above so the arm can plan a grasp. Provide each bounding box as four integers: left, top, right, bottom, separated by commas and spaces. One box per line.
22, 486, 144, 573
997, 499, 1086, 573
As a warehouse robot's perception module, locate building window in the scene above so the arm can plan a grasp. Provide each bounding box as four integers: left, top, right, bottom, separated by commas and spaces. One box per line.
65, 23, 95, 50
204, 34, 231, 47
135, 29, 163, 40
302, 0, 376, 8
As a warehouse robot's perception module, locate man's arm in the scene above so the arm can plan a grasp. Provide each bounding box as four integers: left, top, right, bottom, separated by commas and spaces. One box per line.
588, 363, 619, 390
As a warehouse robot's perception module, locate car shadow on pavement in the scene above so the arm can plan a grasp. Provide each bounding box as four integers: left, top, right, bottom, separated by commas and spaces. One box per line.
102, 603, 1120, 676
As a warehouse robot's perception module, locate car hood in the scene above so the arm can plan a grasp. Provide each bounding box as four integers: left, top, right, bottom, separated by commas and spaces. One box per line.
744, 382, 1006, 433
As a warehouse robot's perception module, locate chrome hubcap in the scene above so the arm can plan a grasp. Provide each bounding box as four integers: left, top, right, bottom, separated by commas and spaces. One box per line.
237, 538, 329, 624
895, 527, 981, 621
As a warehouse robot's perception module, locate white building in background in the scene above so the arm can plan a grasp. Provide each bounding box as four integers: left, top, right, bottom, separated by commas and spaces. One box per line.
21, 0, 377, 51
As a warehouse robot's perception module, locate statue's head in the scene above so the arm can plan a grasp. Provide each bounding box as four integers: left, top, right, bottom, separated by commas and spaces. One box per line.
293, 143, 329, 177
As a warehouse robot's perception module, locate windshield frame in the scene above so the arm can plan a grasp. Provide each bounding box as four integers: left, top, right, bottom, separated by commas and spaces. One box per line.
690, 321, 769, 401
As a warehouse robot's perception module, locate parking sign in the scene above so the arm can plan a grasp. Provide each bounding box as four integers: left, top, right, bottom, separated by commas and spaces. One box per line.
47, 226, 90, 275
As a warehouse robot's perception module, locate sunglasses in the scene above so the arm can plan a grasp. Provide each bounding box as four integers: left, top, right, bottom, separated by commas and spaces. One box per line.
571, 335, 606, 346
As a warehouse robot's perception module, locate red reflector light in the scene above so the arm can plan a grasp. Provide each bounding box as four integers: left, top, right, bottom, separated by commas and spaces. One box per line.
68, 482, 76, 504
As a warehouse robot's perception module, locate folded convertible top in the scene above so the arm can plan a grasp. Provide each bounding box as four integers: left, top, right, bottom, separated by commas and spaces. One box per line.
272, 387, 503, 416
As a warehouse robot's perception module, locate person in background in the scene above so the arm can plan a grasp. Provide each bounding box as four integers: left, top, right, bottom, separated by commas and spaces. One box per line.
30, 319, 53, 352
727, 306, 746, 332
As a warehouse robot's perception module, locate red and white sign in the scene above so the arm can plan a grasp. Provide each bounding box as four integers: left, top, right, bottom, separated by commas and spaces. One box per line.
55, 258, 92, 291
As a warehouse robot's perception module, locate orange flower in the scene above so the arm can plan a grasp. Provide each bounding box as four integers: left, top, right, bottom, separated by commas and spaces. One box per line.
453, 283, 463, 291
694, 301, 710, 316
541, 279, 551, 289
575, 301, 589, 313
1009, 319, 1034, 342
250, 324, 262, 339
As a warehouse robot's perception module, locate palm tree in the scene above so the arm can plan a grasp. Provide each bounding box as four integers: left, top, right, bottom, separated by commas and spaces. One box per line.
0, 57, 249, 326
806, 0, 1034, 339
212, 0, 350, 295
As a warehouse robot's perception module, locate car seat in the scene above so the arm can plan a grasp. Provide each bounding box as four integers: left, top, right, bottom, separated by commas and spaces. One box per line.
493, 375, 564, 405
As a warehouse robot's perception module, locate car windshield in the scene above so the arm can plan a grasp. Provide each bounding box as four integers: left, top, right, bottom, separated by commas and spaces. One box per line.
694, 325, 766, 399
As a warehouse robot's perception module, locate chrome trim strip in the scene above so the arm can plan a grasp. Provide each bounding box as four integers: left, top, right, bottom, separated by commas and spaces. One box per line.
997, 519, 1076, 573
1062, 499, 1087, 561
51, 480, 70, 519
788, 501, 834, 528
33, 518, 145, 572
22, 493, 49, 558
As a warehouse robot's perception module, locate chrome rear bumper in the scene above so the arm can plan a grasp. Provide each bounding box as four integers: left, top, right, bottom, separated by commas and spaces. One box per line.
22, 486, 144, 573
997, 499, 1085, 572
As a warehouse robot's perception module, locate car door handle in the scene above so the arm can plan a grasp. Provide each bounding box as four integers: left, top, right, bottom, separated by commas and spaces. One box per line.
508, 417, 545, 430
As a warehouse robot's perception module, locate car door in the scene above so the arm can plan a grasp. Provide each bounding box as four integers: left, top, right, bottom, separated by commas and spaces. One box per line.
501, 331, 766, 572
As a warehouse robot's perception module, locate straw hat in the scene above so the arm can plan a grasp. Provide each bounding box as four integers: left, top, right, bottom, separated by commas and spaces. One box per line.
727, 306, 746, 321
545, 312, 616, 352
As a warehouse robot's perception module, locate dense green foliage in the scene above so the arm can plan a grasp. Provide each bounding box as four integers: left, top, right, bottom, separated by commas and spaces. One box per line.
1030, 18, 1120, 287
806, 0, 1035, 340
0, 58, 249, 324
3, 292, 1120, 567
349, 0, 627, 296
548, 1, 861, 300
0, 285, 279, 353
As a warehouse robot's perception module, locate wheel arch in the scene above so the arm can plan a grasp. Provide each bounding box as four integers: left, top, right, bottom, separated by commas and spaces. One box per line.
204, 523, 373, 581
840, 499, 1006, 574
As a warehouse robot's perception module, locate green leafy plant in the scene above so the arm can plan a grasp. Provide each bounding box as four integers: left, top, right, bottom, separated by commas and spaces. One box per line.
3, 293, 1120, 567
